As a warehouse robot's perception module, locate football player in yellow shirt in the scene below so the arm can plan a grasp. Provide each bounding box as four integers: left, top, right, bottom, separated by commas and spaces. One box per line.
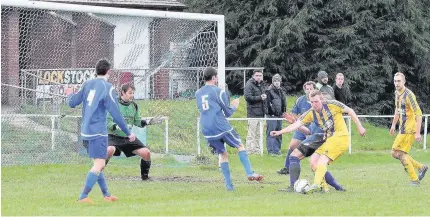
271, 90, 366, 193
390, 72, 427, 186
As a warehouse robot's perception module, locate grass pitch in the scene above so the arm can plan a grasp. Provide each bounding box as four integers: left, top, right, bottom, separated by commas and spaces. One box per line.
2, 151, 429, 216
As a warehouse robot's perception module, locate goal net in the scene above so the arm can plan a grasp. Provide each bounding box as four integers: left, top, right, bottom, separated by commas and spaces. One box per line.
1, 0, 225, 165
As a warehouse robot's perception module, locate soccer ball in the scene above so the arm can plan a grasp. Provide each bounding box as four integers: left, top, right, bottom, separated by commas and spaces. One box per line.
294, 179, 310, 193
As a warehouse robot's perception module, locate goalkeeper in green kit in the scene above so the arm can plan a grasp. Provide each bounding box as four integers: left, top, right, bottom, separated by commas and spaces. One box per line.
107, 84, 163, 180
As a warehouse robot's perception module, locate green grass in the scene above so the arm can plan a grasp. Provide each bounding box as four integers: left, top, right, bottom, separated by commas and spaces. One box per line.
2, 151, 430, 216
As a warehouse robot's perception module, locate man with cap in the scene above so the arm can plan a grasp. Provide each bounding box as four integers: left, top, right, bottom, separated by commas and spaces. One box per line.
316, 71, 335, 100
264, 74, 287, 155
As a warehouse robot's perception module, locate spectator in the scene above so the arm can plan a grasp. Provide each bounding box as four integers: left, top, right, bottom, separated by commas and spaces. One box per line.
316, 71, 335, 99
265, 74, 286, 155
244, 69, 266, 154
334, 73, 349, 104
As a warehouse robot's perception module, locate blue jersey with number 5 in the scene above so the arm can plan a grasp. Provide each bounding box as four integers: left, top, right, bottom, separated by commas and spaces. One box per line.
195, 85, 237, 140
67, 77, 130, 140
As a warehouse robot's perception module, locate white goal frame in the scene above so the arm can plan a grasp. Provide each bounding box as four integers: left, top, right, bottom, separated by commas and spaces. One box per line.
1, 0, 226, 86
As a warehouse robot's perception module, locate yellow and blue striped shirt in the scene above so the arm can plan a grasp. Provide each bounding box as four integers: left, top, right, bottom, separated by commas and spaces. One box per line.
395, 88, 422, 134
299, 100, 348, 138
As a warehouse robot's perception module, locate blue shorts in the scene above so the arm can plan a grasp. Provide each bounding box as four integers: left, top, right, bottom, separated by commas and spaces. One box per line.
207, 130, 242, 154
292, 130, 307, 141
82, 137, 108, 159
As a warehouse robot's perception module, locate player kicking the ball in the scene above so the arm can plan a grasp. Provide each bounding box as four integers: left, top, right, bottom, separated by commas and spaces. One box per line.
195, 67, 263, 191
271, 90, 365, 194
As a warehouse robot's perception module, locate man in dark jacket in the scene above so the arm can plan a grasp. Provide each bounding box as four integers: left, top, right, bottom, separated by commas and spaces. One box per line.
244, 69, 266, 154
333, 73, 349, 105
316, 71, 335, 99
265, 74, 286, 155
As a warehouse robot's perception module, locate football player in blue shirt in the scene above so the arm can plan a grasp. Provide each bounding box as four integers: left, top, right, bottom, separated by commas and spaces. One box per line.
277, 81, 316, 175
68, 59, 135, 203
195, 67, 263, 191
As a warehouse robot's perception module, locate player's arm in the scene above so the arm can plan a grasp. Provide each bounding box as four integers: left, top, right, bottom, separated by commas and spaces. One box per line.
220, 90, 237, 117
107, 113, 117, 131
408, 94, 423, 141
104, 86, 132, 136
271, 120, 305, 136
283, 113, 311, 135
67, 84, 85, 108
390, 109, 400, 135
133, 103, 146, 127
290, 97, 301, 117
343, 105, 366, 136
390, 98, 400, 135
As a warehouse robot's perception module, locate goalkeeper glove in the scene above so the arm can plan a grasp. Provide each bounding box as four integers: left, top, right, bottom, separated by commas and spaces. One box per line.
140, 115, 163, 127
112, 124, 133, 131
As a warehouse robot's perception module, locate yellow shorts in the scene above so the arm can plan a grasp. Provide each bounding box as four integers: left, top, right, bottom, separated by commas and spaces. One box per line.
392, 134, 415, 153
315, 135, 349, 161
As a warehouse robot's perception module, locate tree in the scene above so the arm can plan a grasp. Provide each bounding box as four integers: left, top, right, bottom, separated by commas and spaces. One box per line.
186, 0, 430, 118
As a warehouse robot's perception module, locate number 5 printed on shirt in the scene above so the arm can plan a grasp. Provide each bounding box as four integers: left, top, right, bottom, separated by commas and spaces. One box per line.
202, 95, 209, 110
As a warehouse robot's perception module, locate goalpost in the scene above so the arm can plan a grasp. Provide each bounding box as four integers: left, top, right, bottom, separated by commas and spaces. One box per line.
1, 0, 225, 165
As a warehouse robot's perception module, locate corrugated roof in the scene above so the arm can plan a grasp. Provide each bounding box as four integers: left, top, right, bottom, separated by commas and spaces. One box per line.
37, 0, 186, 10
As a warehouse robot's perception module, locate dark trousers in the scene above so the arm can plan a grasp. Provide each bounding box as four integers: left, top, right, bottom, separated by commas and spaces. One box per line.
266, 118, 282, 154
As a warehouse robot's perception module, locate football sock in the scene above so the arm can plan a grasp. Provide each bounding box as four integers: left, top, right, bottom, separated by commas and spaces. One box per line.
325, 171, 343, 190
402, 155, 419, 181
97, 172, 110, 197
78, 171, 99, 200
140, 159, 151, 178
284, 149, 293, 168
220, 162, 233, 188
238, 150, 253, 176
408, 155, 424, 169
314, 164, 327, 186
289, 156, 301, 187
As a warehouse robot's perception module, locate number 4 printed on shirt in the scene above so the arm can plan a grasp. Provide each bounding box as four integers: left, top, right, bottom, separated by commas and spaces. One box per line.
87, 89, 96, 106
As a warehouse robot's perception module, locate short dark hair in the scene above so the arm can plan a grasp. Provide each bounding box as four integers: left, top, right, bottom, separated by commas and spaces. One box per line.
121, 83, 135, 93
253, 69, 262, 75
309, 90, 323, 98
203, 67, 218, 81
95, 59, 111, 75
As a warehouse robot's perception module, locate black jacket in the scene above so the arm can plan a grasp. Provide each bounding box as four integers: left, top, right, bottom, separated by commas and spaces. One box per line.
244, 78, 266, 117
334, 84, 349, 105
265, 85, 287, 117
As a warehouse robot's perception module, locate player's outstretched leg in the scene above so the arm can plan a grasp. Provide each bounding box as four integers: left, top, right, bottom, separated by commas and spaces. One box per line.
237, 145, 263, 181
325, 171, 345, 191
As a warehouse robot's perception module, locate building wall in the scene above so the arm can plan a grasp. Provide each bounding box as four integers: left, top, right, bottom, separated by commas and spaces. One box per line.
1, 9, 20, 105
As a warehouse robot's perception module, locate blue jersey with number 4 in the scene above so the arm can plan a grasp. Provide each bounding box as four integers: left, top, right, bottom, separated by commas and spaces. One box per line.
195, 85, 237, 140
67, 77, 130, 140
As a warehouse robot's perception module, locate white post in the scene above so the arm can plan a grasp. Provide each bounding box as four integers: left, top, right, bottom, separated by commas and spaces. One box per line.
165, 118, 169, 154
217, 18, 226, 88
424, 116, 428, 150
51, 116, 55, 150
1, 0, 225, 21
260, 119, 264, 156
197, 117, 201, 155
348, 117, 352, 154
243, 69, 246, 92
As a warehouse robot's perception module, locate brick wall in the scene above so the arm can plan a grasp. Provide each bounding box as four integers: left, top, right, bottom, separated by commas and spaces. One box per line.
1, 9, 20, 104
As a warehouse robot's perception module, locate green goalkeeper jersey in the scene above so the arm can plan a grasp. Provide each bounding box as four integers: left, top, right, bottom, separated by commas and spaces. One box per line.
107, 100, 142, 137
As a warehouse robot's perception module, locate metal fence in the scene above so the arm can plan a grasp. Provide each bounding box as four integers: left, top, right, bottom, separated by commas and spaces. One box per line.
195, 115, 430, 156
